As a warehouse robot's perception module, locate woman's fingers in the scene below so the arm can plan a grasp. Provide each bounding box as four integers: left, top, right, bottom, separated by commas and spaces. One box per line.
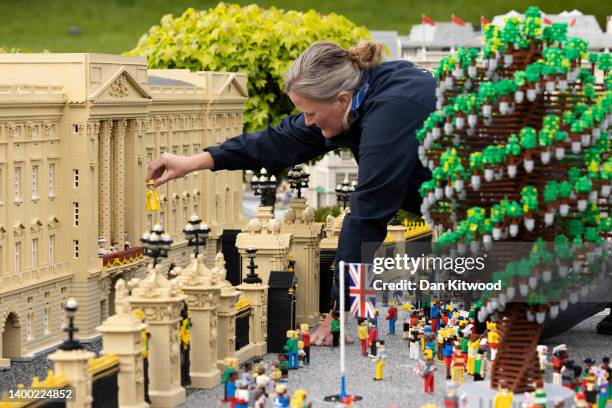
146, 156, 167, 183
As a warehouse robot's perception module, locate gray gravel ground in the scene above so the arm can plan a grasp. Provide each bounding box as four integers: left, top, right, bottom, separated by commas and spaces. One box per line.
0, 338, 102, 394
1, 310, 608, 407
181, 308, 611, 408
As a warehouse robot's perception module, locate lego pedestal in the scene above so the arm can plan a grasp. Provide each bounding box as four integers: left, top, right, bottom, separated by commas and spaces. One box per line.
457, 382, 574, 408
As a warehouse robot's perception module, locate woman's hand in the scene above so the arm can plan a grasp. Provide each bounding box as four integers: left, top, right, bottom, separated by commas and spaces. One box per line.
146, 152, 213, 187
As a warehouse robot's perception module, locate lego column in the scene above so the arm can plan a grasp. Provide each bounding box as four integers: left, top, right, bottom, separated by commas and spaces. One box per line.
98, 120, 112, 248
281, 197, 324, 326
130, 264, 186, 408
236, 281, 268, 357
177, 254, 224, 388
112, 119, 126, 249
216, 280, 240, 367
48, 349, 95, 408
235, 206, 292, 284
97, 279, 148, 408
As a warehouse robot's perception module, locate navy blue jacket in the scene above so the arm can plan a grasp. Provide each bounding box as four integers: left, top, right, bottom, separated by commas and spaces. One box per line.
205, 60, 436, 294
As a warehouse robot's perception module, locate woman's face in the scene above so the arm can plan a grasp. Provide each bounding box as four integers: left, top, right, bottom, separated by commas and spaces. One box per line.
288, 92, 350, 138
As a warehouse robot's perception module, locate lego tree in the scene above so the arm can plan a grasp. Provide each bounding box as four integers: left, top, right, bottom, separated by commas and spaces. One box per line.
417, 7, 611, 393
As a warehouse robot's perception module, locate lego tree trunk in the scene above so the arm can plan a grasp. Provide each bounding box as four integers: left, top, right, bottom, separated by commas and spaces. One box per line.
490, 302, 542, 393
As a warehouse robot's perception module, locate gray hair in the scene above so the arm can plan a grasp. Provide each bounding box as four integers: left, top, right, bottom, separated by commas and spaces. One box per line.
284, 41, 385, 129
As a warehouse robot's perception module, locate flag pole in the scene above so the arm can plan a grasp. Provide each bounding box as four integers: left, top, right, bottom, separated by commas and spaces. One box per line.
339, 260, 346, 399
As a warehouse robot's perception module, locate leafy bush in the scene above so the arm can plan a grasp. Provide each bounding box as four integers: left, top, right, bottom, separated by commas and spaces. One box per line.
0, 47, 27, 52
126, 3, 371, 131
314, 205, 341, 223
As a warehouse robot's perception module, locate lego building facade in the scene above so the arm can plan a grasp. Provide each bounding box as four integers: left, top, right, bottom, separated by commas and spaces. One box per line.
0, 53, 247, 365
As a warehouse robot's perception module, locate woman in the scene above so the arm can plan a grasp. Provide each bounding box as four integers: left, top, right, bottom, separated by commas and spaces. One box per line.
146, 40, 436, 303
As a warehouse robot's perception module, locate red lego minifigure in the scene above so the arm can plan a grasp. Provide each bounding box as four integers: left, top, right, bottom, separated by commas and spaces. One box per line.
368, 321, 378, 356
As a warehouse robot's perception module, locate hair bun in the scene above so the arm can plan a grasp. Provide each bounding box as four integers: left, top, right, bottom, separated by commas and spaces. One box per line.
346, 40, 385, 69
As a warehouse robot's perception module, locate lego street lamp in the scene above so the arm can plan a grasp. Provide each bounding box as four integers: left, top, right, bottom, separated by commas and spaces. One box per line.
59, 298, 83, 351
335, 178, 357, 209
242, 246, 262, 284
287, 164, 310, 199
251, 168, 278, 207
183, 214, 210, 256
141, 223, 173, 267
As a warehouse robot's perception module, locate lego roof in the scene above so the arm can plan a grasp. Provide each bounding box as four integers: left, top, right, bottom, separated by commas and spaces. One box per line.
148, 75, 195, 87
404, 23, 482, 48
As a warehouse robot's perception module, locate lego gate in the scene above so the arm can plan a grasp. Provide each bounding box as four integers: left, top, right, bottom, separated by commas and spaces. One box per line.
267, 271, 297, 353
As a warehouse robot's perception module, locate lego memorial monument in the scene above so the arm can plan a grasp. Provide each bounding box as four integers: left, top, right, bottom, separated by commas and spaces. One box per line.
0, 5, 611, 408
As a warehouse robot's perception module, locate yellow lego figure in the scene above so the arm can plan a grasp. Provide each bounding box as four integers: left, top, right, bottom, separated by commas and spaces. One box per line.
290, 389, 308, 408
467, 336, 480, 375
145, 179, 161, 211
451, 345, 466, 385
437, 328, 446, 362
372, 340, 387, 380
358, 320, 369, 356
487, 321, 501, 361
493, 380, 513, 408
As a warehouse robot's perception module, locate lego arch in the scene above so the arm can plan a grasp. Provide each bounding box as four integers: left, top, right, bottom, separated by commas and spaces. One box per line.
2, 308, 22, 359
1, 306, 21, 331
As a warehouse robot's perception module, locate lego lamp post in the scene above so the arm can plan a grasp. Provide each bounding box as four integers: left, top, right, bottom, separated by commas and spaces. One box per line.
242, 246, 262, 284
183, 214, 210, 256
140, 223, 173, 267
287, 164, 310, 199
251, 168, 278, 207
59, 298, 83, 351
335, 179, 356, 210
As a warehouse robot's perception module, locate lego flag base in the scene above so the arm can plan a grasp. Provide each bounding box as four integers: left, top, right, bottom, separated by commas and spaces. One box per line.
457, 382, 574, 408
323, 395, 363, 404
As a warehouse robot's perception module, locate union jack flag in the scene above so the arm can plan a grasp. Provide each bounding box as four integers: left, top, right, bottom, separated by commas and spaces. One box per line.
347, 263, 376, 319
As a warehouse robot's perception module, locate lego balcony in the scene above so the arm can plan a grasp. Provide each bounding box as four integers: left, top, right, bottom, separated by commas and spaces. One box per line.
1, 262, 71, 291
99, 247, 145, 269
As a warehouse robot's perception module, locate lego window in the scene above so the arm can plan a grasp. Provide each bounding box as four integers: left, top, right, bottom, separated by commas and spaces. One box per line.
73, 202, 79, 226
59, 302, 65, 329
73, 240, 79, 258
26, 310, 33, 340
13, 166, 22, 202
44, 306, 50, 335
31, 238, 38, 269
73, 169, 79, 188
11, 126, 21, 138
48, 235, 55, 265
72, 124, 80, 134
340, 150, 353, 161
14, 241, 21, 274
48, 163, 55, 196
171, 209, 177, 233
31, 164, 39, 199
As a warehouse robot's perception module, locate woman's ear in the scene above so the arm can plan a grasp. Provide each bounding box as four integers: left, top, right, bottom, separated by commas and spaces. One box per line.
336, 92, 351, 109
